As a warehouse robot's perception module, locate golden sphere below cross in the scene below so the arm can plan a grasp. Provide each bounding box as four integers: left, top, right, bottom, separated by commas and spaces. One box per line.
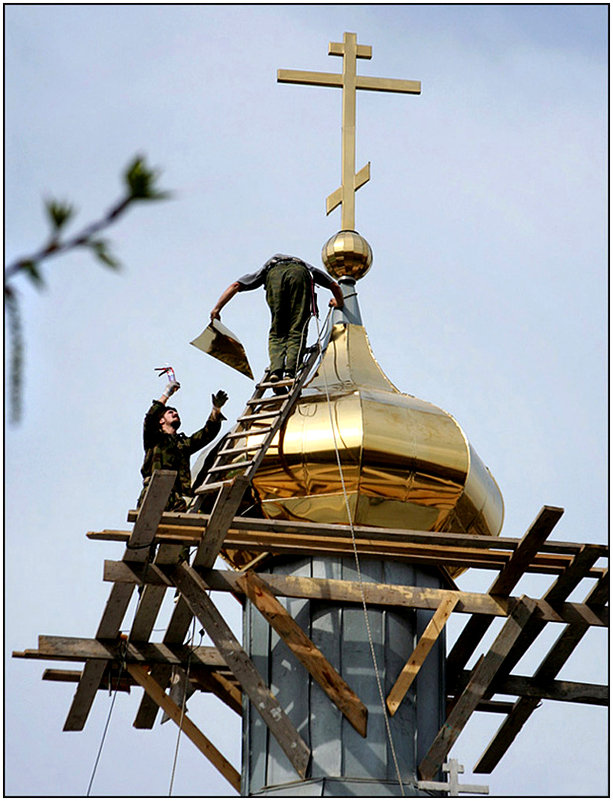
322, 230, 373, 280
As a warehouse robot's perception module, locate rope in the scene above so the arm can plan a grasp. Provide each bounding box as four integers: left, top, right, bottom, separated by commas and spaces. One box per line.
86, 638, 128, 795
168, 618, 199, 795
314, 314, 406, 796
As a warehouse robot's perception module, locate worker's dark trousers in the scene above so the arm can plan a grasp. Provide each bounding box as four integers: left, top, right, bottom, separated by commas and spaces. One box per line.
265, 262, 312, 376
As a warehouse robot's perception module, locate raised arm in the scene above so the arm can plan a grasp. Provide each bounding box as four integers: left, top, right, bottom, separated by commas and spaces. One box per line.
210, 282, 241, 321
329, 281, 345, 309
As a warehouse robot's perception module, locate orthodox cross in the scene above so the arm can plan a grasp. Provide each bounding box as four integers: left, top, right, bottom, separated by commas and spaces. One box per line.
278, 31, 421, 231
418, 759, 490, 797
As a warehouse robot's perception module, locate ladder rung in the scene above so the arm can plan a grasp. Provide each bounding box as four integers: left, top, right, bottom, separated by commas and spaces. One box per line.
225, 427, 274, 439
238, 410, 281, 422
207, 459, 255, 473
257, 379, 295, 389
246, 397, 285, 407
218, 444, 260, 457
194, 481, 229, 494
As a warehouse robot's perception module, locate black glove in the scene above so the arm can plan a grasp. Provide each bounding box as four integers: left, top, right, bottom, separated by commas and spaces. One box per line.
212, 390, 228, 409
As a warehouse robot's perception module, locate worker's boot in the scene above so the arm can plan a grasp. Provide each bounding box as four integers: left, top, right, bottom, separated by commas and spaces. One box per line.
270, 371, 288, 395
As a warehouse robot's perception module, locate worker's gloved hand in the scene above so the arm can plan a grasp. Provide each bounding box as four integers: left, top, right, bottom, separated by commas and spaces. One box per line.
212, 390, 228, 409
164, 380, 181, 398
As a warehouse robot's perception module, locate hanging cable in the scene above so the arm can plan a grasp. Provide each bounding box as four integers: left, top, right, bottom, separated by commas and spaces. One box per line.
168, 618, 199, 796
313, 313, 406, 796
86, 638, 128, 796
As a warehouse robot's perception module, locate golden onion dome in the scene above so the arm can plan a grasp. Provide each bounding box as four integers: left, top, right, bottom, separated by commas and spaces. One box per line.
252, 317, 503, 538
245, 233, 504, 573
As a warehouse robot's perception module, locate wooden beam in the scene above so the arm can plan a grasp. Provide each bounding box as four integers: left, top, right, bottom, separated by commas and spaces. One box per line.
446, 506, 563, 685
237, 570, 368, 736
453, 670, 608, 706
42, 668, 133, 693
126, 664, 241, 792
63, 470, 177, 732
172, 562, 311, 779
101, 562, 607, 628
127, 542, 186, 727
194, 476, 251, 567
192, 670, 243, 716
418, 596, 537, 781
126, 510, 607, 559
387, 594, 458, 716
473, 570, 609, 774
93, 525, 605, 577
40, 664, 243, 712
128, 543, 183, 642
14, 635, 226, 667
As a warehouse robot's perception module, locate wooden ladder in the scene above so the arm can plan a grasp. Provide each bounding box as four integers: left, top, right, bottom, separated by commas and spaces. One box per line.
190, 342, 321, 518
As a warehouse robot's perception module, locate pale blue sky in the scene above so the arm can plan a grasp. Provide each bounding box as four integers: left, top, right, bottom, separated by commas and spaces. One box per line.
5, 4, 608, 797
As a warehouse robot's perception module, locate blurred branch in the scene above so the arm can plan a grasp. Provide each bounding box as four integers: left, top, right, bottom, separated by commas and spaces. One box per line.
5, 154, 170, 424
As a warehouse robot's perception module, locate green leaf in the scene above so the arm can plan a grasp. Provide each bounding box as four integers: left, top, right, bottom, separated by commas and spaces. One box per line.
89, 239, 121, 270
45, 198, 74, 231
123, 154, 170, 201
20, 260, 45, 289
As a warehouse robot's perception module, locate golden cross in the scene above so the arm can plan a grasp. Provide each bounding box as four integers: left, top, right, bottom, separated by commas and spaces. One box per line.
278, 32, 421, 231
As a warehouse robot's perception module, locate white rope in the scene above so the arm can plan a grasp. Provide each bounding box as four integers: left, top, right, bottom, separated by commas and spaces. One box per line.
168, 617, 198, 795
86, 660, 125, 796
314, 313, 406, 796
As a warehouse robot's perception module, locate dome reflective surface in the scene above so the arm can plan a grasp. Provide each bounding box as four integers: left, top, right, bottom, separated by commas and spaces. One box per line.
244, 316, 504, 574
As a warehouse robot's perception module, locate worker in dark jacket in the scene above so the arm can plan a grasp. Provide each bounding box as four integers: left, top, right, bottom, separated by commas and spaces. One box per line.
210, 254, 344, 385
138, 379, 228, 511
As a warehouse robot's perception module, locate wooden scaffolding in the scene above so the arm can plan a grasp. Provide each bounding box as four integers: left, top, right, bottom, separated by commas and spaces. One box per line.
14, 467, 608, 792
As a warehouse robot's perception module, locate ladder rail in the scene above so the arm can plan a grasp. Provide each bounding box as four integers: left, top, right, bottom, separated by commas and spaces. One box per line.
196, 345, 320, 492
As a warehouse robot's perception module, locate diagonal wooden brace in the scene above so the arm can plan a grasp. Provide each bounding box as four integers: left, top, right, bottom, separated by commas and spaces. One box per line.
133, 475, 251, 729
126, 664, 241, 792
387, 593, 458, 716
237, 570, 368, 736
172, 562, 311, 779
446, 506, 563, 686
419, 596, 537, 781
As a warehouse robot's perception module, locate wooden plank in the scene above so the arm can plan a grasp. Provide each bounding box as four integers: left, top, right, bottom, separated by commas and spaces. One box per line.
126, 509, 607, 559
129, 543, 183, 642
63, 470, 177, 731
92, 527, 606, 577
446, 506, 564, 685
453, 699, 515, 715
172, 562, 310, 779
193, 476, 252, 568
127, 542, 185, 726
453, 670, 608, 706
237, 570, 368, 736
42, 668, 133, 693
473, 570, 609, 774
418, 596, 537, 781
14, 635, 226, 667
42, 666, 243, 710
387, 594, 458, 716
101, 562, 607, 628
126, 664, 241, 792
193, 670, 243, 715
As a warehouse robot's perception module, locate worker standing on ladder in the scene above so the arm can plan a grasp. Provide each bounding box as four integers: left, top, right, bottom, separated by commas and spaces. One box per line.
210, 254, 344, 390
138, 378, 228, 512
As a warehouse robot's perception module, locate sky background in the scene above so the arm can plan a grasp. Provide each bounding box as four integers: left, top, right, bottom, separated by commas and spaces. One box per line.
4, 3, 608, 798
